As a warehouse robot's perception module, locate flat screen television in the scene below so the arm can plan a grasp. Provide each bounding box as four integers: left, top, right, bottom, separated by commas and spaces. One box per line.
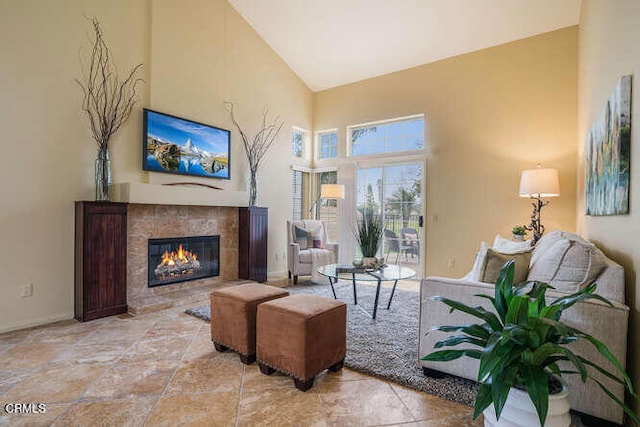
143, 109, 230, 180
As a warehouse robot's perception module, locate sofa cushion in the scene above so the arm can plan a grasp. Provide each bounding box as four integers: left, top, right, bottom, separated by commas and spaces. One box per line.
528, 238, 606, 293
298, 248, 334, 264
493, 235, 533, 253
481, 247, 532, 284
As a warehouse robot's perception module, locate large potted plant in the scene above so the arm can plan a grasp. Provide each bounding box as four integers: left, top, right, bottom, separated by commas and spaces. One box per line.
354, 212, 383, 268
422, 260, 638, 427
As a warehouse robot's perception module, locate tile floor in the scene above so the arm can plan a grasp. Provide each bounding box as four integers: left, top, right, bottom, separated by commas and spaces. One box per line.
0, 288, 482, 426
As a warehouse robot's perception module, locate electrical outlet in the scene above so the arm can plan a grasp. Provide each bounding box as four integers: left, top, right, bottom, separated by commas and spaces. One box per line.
20, 283, 33, 298
447, 259, 455, 269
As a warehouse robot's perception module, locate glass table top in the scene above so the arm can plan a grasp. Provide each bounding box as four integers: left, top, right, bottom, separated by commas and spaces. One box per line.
316, 263, 416, 282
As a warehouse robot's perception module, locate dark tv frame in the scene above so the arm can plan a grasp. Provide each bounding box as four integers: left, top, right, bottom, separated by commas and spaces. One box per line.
142, 108, 231, 180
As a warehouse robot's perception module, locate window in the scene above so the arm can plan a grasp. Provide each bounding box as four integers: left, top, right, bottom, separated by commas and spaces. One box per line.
292, 170, 310, 220
316, 170, 339, 242
317, 130, 338, 159
349, 115, 424, 157
292, 127, 309, 158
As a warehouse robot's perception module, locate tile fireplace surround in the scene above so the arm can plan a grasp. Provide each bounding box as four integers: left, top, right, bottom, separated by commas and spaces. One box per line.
127, 204, 239, 313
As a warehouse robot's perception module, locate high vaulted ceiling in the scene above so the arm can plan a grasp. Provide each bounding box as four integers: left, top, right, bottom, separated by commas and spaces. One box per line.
229, 0, 581, 92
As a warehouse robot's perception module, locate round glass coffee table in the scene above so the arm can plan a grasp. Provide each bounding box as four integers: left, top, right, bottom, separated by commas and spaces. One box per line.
316, 263, 416, 319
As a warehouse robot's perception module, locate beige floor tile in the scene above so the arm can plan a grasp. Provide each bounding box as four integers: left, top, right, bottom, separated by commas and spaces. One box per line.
316, 379, 415, 426
166, 357, 243, 395
0, 343, 69, 370
121, 335, 193, 363
237, 386, 326, 427
314, 368, 372, 384
145, 391, 238, 426
241, 363, 297, 392
0, 368, 34, 395
0, 403, 71, 426
84, 359, 178, 399
180, 325, 219, 362
390, 383, 474, 421
52, 342, 132, 366
52, 396, 157, 427
1, 363, 108, 404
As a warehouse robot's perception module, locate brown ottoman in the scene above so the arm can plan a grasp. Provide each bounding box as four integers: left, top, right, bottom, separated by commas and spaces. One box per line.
256, 294, 347, 391
210, 283, 289, 364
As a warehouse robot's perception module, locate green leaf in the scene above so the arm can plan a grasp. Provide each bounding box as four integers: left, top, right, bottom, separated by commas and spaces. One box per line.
434, 335, 486, 349
521, 365, 549, 426
431, 296, 503, 331
576, 332, 635, 394
591, 377, 640, 425
421, 349, 482, 362
577, 356, 627, 389
473, 383, 493, 419
492, 367, 517, 420
432, 324, 491, 340
494, 260, 515, 321
478, 338, 519, 383
505, 295, 529, 325
532, 343, 561, 365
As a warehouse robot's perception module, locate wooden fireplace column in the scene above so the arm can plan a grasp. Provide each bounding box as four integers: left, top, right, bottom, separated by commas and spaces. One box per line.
74, 201, 128, 321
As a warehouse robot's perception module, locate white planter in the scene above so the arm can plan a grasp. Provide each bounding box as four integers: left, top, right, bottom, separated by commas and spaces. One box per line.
483, 381, 571, 427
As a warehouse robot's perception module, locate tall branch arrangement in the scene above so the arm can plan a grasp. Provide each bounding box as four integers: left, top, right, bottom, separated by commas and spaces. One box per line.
76, 17, 144, 151
224, 102, 284, 206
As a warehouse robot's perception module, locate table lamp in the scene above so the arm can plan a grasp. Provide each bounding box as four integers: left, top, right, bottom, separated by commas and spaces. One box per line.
519, 165, 560, 243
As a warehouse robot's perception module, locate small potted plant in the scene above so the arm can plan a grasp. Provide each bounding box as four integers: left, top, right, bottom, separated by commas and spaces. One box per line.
354, 212, 383, 268
512, 225, 527, 241
422, 260, 638, 427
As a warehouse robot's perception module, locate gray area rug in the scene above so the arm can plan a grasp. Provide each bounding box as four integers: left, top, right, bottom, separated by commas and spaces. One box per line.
185, 281, 478, 406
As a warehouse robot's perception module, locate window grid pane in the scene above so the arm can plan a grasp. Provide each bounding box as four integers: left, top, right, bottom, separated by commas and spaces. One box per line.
350, 117, 424, 157
319, 132, 338, 159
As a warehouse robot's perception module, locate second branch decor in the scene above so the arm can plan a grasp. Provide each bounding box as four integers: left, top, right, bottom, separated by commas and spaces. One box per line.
224, 102, 284, 206
76, 17, 144, 201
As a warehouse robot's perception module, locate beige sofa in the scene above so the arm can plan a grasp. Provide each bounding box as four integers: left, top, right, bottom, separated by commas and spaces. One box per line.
419, 231, 629, 424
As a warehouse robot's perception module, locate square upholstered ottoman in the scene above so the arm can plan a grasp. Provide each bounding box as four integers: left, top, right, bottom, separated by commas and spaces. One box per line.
210, 283, 289, 364
256, 294, 347, 391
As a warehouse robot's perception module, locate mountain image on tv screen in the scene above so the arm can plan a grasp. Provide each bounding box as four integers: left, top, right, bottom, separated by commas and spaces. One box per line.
143, 109, 230, 180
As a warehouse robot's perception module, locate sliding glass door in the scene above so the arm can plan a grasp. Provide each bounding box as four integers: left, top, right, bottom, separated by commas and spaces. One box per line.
356, 162, 424, 278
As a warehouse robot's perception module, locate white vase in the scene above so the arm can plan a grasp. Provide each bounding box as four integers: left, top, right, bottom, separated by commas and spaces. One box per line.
483, 381, 571, 427
512, 234, 525, 241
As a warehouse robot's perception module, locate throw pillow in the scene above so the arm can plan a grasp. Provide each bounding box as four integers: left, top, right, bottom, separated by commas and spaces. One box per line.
481, 247, 532, 284
293, 225, 310, 250
535, 240, 607, 294
493, 234, 533, 253
305, 222, 325, 249
530, 230, 564, 267
527, 238, 571, 283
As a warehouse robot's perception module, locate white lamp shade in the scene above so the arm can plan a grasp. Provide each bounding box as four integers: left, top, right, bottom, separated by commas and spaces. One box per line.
519, 168, 560, 197
320, 183, 345, 199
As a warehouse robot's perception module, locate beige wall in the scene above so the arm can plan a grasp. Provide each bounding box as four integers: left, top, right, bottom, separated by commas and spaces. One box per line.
0, 0, 312, 332
314, 28, 578, 278
577, 0, 640, 414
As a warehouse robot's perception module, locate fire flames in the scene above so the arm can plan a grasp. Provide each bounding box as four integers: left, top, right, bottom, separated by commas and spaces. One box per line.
154, 244, 201, 278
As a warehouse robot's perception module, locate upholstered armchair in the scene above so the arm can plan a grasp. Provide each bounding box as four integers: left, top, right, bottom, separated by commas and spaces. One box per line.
287, 220, 338, 284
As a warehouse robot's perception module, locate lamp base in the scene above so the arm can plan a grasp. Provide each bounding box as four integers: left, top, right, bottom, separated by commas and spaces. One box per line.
524, 197, 549, 244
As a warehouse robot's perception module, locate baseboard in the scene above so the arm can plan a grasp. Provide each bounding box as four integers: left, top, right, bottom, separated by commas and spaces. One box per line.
0, 311, 74, 334
267, 270, 288, 279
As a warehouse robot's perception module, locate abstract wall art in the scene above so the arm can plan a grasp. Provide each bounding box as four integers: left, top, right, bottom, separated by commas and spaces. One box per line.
585, 75, 632, 215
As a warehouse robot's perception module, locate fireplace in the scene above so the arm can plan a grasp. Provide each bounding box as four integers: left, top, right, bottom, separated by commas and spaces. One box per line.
148, 235, 220, 287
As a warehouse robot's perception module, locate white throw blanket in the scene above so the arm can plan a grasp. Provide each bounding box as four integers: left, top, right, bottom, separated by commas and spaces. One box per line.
310, 249, 335, 284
